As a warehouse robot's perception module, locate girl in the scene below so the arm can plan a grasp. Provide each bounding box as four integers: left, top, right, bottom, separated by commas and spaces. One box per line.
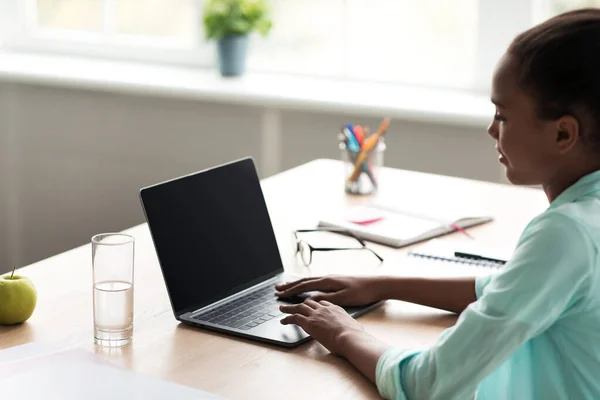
276, 8, 600, 400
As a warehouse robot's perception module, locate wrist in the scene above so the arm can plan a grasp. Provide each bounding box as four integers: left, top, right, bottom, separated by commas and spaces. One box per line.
371, 276, 403, 301
335, 327, 371, 358
335, 327, 391, 382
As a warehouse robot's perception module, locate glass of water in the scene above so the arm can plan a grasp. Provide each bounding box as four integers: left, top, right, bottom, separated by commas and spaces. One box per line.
91, 233, 135, 347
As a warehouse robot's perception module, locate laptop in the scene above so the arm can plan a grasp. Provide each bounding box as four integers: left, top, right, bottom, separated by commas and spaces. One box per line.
139, 157, 383, 348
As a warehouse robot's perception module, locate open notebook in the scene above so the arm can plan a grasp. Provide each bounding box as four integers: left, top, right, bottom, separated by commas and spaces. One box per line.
317, 203, 493, 248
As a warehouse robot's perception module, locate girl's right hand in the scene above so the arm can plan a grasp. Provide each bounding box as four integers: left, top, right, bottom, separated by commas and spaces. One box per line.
275, 275, 383, 307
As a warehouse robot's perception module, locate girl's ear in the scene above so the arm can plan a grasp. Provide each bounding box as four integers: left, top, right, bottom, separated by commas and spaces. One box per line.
555, 115, 580, 154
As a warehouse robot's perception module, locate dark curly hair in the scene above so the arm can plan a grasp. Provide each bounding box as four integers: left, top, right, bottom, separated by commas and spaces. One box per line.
507, 8, 600, 151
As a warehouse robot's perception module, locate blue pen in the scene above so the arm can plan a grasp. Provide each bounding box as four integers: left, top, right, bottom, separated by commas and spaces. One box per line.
345, 123, 356, 139
342, 126, 377, 188
343, 127, 360, 153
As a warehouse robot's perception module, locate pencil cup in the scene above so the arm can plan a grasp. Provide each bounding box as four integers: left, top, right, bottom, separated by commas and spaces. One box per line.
341, 139, 386, 195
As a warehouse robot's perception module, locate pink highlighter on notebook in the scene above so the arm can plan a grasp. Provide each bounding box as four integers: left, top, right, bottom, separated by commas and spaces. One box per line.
345, 206, 384, 225
344, 205, 475, 238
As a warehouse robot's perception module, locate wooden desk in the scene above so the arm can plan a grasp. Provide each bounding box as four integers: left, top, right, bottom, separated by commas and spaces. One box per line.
0, 159, 548, 399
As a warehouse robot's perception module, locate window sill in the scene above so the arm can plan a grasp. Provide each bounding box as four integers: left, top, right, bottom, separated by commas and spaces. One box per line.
0, 49, 493, 128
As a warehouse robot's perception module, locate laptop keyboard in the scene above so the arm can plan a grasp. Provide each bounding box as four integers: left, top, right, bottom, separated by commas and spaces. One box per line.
192, 284, 292, 331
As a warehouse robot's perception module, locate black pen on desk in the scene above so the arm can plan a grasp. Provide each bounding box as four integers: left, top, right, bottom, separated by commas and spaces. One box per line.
454, 251, 507, 265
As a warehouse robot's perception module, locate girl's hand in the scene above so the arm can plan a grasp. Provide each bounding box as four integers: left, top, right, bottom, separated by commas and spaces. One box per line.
279, 299, 365, 356
275, 275, 382, 306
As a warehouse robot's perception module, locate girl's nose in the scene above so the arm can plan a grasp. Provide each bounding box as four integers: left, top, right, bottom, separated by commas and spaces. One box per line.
487, 120, 499, 140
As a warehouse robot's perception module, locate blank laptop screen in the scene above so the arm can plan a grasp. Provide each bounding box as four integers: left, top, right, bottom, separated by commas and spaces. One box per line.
140, 158, 285, 315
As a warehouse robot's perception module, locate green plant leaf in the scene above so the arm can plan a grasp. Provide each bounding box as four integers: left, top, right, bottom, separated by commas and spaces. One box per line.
202, 0, 272, 40
255, 19, 272, 36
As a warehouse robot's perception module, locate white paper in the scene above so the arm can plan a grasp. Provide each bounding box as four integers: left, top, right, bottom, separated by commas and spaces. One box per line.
0, 341, 58, 363
0, 344, 226, 400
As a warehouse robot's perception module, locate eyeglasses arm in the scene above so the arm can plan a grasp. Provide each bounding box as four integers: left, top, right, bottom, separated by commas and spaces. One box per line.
294, 228, 368, 246
310, 247, 384, 262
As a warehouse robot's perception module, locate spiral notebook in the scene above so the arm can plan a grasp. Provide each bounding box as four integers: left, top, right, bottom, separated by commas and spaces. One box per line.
407, 239, 509, 269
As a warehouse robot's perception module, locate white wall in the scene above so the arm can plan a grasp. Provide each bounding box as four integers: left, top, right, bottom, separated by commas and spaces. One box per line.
0, 81, 502, 273
280, 110, 499, 181
0, 84, 9, 273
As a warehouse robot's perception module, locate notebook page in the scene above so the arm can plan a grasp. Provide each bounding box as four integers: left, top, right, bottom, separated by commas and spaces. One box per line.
349, 207, 441, 240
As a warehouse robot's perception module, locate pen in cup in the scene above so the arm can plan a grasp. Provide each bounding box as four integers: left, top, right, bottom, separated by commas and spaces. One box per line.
339, 121, 386, 195
341, 126, 377, 188
347, 118, 390, 184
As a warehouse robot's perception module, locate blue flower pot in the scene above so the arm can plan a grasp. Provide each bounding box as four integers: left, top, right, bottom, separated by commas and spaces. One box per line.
217, 35, 249, 77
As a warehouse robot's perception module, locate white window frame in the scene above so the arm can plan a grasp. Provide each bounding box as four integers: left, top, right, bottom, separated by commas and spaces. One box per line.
0, 0, 214, 67
0, 0, 537, 93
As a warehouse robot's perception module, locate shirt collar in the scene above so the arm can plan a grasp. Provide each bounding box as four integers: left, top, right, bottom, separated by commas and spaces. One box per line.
550, 169, 600, 208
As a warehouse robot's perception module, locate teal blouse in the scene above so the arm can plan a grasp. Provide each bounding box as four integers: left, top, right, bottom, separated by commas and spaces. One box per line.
376, 170, 600, 400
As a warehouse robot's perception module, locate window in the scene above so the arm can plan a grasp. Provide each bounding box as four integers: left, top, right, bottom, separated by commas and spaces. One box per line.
1, 0, 599, 92
35, 0, 196, 39
247, 0, 346, 77
2, 0, 210, 65
248, 0, 479, 89
344, 0, 478, 89
538, 0, 600, 21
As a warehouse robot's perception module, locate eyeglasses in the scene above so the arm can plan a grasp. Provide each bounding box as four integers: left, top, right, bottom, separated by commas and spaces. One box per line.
293, 227, 384, 267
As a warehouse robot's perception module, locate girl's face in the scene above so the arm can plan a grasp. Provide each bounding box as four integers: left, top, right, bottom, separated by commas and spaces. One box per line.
488, 54, 562, 186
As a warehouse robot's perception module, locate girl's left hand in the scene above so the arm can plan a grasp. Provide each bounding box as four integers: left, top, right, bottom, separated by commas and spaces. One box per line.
279, 299, 364, 355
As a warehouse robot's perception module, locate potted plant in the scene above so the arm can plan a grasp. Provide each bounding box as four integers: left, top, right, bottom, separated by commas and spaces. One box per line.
203, 0, 272, 77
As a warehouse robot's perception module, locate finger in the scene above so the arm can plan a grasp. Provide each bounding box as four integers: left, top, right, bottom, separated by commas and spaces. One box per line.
308, 291, 345, 304
276, 279, 322, 297
303, 299, 322, 310
318, 300, 335, 307
276, 278, 334, 298
275, 277, 319, 291
280, 314, 309, 326
275, 277, 320, 290
279, 303, 314, 316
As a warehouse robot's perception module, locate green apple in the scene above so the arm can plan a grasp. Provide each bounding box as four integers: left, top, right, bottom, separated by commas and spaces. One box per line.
0, 267, 37, 325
